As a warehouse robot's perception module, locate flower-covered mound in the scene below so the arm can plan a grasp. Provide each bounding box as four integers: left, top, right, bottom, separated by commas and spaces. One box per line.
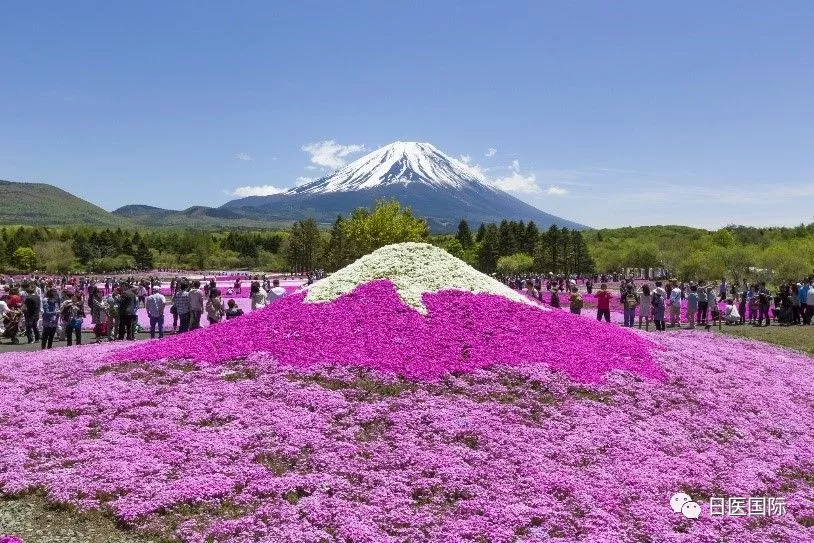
112, 279, 663, 383
303, 243, 533, 312
1, 332, 813, 542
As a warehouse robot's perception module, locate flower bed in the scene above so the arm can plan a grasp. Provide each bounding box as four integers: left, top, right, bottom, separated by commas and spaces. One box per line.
1, 244, 812, 542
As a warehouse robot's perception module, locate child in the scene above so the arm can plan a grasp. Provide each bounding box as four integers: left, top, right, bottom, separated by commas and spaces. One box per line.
225, 299, 244, 320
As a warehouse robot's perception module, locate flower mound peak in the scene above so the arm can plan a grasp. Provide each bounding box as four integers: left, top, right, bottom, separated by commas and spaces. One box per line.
303, 242, 534, 313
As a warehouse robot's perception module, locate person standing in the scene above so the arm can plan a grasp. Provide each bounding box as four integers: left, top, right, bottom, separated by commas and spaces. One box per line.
622, 284, 638, 327
596, 283, 612, 323
105, 290, 119, 341
61, 293, 85, 346
668, 282, 682, 327
686, 285, 699, 329
173, 282, 191, 333
799, 280, 810, 325
205, 288, 224, 325
652, 281, 667, 331
637, 284, 651, 330
145, 286, 166, 339
697, 284, 708, 326
806, 280, 814, 325
117, 283, 137, 340
757, 283, 771, 327
40, 289, 59, 349
90, 289, 107, 343
23, 285, 41, 344
188, 280, 204, 330
568, 286, 583, 315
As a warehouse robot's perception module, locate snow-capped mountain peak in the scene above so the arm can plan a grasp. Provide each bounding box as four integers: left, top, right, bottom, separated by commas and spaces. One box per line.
288, 141, 495, 195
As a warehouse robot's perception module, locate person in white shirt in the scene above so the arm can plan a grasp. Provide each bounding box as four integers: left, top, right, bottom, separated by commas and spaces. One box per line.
145, 286, 166, 339
267, 279, 287, 303
725, 299, 741, 324
251, 282, 267, 310
0, 298, 8, 334
188, 281, 204, 330
668, 282, 682, 327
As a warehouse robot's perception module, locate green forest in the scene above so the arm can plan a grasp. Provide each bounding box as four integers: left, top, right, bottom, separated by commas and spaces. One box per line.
2, 201, 813, 283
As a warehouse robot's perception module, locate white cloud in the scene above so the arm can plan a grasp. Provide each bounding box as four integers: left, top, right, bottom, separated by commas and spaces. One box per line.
301, 140, 366, 170
231, 185, 286, 197
305, 165, 318, 170
511, 159, 520, 171
485, 147, 497, 158
295, 176, 314, 186
235, 153, 253, 161
545, 186, 568, 196
459, 154, 471, 164
492, 171, 540, 193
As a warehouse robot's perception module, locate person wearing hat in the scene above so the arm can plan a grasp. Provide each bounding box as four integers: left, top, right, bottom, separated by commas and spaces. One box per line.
145, 285, 166, 340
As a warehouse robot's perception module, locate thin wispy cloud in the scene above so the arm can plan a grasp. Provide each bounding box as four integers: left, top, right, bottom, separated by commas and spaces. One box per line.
295, 176, 314, 186
235, 153, 253, 162
485, 147, 497, 158
230, 185, 286, 197
459, 154, 471, 164
545, 186, 568, 196
302, 140, 366, 170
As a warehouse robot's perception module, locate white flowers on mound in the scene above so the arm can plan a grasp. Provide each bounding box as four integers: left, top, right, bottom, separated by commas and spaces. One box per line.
304, 242, 537, 313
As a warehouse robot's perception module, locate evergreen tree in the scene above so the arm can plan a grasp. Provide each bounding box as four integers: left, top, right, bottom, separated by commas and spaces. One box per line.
456, 219, 473, 249
524, 221, 539, 254
477, 224, 500, 274
475, 223, 486, 243
497, 220, 517, 257
325, 215, 350, 271
546, 225, 560, 273
134, 241, 154, 270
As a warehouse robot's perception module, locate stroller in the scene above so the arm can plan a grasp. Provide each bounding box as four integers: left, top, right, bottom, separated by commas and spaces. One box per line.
2, 309, 23, 344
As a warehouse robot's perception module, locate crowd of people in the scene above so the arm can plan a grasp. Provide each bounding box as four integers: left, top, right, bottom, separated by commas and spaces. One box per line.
502, 273, 814, 331
0, 272, 292, 349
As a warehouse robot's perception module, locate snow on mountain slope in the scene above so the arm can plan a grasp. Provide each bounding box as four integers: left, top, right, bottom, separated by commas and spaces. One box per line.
288, 141, 497, 195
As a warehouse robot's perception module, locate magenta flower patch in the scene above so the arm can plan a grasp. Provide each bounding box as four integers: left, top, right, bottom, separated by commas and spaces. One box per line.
112, 280, 664, 383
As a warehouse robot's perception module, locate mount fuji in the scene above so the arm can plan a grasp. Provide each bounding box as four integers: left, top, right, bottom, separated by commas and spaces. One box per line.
221, 142, 585, 231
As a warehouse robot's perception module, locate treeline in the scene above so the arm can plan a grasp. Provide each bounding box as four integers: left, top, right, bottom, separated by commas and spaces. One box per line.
3, 207, 814, 283
284, 201, 594, 276
0, 226, 287, 273
585, 224, 814, 283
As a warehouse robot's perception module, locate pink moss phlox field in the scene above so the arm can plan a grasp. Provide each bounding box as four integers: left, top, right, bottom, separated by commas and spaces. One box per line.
1, 331, 813, 541
112, 280, 664, 384
0, 536, 23, 543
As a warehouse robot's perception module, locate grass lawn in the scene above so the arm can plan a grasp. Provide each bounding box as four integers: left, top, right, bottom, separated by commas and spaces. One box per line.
716, 324, 814, 356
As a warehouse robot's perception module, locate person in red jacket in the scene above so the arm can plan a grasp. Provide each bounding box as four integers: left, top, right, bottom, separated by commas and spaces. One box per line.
596, 283, 612, 322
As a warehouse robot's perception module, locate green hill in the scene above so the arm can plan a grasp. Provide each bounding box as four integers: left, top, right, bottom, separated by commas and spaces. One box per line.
112, 204, 293, 229
0, 180, 126, 227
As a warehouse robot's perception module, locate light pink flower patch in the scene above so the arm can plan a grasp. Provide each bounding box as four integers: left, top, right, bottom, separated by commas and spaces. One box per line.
112, 280, 665, 383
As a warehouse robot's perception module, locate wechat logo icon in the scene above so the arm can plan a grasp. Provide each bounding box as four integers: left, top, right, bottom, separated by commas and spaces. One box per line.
671, 492, 701, 519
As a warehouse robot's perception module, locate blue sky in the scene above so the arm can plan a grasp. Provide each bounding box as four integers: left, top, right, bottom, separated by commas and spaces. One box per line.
2, 1, 812, 228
